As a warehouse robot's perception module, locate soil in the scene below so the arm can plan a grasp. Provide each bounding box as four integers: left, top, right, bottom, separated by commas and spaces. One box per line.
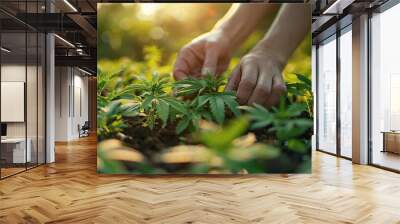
125, 123, 178, 154
124, 120, 272, 157
120, 116, 312, 173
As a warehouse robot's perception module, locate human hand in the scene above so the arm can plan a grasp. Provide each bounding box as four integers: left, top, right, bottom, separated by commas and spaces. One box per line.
225, 48, 287, 107
173, 30, 233, 80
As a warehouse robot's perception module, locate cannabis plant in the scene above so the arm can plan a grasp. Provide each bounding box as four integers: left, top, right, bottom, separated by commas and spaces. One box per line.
173, 74, 240, 129
242, 73, 313, 144
286, 73, 313, 117
240, 73, 313, 172
97, 68, 140, 140
174, 74, 225, 96
132, 73, 185, 129
160, 117, 281, 173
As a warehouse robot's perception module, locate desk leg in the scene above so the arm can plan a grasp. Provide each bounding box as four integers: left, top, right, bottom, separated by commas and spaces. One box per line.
382, 133, 386, 153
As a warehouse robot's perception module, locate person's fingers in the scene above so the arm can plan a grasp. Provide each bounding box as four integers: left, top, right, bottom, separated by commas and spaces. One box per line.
248, 70, 273, 105
264, 74, 286, 107
236, 63, 258, 105
272, 73, 286, 92
173, 61, 188, 80
173, 49, 192, 80
225, 65, 241, 91
215, 57, 230, 76
173, 47, 200, 79
202, 48, 218, 76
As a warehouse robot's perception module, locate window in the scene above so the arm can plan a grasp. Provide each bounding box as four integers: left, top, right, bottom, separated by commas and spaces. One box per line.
0, 1, 47, 179
317, 35, 337, 154
370, 3, 400, 171
339, 27, 352, 158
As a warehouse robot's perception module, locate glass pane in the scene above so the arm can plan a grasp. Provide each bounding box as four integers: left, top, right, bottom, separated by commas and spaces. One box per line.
317, 36, 337, 154
371, 4, 400, 171
38, 33, 45, 165
339, 28, 352, 158
27, 30, 38, 169
0, 1, 46, 178
26, 0, 39, 169
1, 30, 27, 177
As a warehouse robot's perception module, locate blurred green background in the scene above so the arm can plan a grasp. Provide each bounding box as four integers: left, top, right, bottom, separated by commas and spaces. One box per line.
97, 3, 311, 80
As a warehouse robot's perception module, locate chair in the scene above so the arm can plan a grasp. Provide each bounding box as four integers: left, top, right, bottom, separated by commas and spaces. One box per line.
79, 121, 90, 138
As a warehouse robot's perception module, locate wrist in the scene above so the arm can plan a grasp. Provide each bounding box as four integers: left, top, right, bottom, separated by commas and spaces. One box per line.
204, 27, 234, 56
251, 43, 287, 70
212, 22, 246, 51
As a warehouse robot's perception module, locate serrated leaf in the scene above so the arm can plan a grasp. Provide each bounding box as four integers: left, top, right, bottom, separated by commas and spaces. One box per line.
176, 117, 190, 134
169, 110, 177, 123
174, 78, 204, 96
121, 102, 140, 117
286, 103, 306, 116
156, 99, 169, 127
209, 96, 225, 124
196, 95, 210, 109
242, 104, 272, 122
141, 95, 153, 110
222, 95, 240, 116
191, 113, 201, 130
202, 111, 213, 121
105, 100, 121, 115
164, 98, 187, 114
173, 74, 225, 97
292, 118, 313, 127
250, 119, 273, 129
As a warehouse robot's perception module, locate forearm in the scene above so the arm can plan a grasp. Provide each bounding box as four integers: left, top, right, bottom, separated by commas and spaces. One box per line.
254, 3, 311, 65
213, 3, 280, 50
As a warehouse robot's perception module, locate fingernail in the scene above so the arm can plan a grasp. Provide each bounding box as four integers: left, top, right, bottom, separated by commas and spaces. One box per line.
201, 70, 208, 76
276, 84, 287, 92
201, 68, 214, 76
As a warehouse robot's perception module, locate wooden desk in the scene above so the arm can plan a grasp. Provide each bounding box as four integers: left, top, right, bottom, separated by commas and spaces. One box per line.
382, 131, 400, 154
1, 138, 32, 164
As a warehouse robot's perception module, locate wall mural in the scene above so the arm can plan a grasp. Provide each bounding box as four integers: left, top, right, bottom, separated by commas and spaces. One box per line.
97, 3, 312, 174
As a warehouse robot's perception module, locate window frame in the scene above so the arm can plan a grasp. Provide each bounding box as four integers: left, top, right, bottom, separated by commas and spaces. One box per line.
367, 0, 400, 173
0, 0, 47, 180
315, 21, 353, 160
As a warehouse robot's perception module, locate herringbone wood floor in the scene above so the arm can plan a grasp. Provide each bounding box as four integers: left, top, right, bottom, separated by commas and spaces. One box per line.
1, 136, 400, 224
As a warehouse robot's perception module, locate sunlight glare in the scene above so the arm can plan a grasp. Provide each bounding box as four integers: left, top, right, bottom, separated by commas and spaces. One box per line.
139, 4, 161, 16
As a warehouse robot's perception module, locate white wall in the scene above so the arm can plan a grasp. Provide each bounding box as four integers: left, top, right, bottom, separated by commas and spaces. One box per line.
54, 67, 89, 141
72, 73, 89, 138
1, 65, 26, 143
55, 66, 69, 141
1, 82, 25, 122
1, 65, 25, 81
1, 65, 28, 138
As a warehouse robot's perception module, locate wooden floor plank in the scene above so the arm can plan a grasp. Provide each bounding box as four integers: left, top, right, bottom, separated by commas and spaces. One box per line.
0, 136, 399, 223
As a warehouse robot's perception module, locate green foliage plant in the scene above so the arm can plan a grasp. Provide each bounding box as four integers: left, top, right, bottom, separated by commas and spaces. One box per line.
286, 73, 313, 117
97, 54, 313, 173
173, 74, 241, 134
97, 68, 141, 140
240, 73, 313, 172
131, 73, 185, 129
193, 117, 280, 173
